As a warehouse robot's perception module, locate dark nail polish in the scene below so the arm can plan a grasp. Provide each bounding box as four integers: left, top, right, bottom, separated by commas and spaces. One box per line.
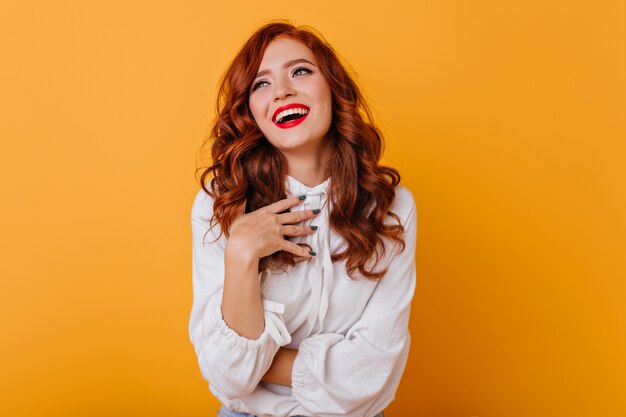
312, 208, 321, 214
310, 225, 318, 230
309, 251, 317, 256
299, 194, 306, 200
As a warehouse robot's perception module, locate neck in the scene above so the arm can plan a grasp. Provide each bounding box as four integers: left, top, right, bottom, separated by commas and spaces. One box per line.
283, 142, 331, 188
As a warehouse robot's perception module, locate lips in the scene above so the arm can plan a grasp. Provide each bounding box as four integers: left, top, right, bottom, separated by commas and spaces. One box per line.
272, 103, 310, 129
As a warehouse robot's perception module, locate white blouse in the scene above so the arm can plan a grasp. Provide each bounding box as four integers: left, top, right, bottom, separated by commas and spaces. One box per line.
188, 175, 417, 417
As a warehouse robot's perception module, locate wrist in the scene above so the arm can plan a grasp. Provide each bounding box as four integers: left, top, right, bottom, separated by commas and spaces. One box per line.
225, 239, 258, 268
262, 348, 298, 387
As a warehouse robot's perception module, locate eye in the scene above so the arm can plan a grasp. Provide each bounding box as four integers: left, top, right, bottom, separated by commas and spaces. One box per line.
251, 67, 312, 92
293, 67, 312, 77
252, 80, 269, 91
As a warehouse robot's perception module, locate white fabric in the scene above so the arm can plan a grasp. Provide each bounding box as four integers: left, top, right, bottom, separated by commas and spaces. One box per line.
188, 175, 417, 417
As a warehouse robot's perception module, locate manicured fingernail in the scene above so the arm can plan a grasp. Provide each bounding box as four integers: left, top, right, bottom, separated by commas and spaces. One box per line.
309, 251, 317, 256
312, 208, 321, 214
298, 194, 306, 200
310, 225, 318, 230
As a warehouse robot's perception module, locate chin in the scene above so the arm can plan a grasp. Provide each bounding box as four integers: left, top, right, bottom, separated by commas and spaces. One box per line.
264, 131, 317, 149
271, 141, 311, 152
271, 137, 324, 153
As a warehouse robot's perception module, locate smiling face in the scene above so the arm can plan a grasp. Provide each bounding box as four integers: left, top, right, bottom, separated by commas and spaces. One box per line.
248, 37, 333, 158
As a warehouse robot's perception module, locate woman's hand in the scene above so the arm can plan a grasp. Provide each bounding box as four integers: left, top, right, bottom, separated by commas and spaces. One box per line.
225, 194, 319, 263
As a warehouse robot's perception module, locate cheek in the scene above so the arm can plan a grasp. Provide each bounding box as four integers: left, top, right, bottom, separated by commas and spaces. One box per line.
248, 98, 266, 124
314, 82, 332, 111
317, 86, 332, 120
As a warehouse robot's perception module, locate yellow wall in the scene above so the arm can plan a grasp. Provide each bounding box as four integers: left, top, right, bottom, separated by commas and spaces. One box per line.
1, 1, 624, 416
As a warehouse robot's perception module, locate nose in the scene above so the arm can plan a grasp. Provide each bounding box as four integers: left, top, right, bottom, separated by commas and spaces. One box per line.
273, 78, 295, 101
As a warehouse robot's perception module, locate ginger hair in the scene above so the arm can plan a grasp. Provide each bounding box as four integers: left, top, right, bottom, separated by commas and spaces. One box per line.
197, 20, 406, 279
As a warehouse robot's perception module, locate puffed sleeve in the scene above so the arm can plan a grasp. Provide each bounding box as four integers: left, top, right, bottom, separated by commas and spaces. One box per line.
188, 188, 292, 401
291, 187, 417, 417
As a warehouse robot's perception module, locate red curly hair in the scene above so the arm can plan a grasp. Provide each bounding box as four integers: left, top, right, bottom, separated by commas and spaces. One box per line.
197, 20, 406, 280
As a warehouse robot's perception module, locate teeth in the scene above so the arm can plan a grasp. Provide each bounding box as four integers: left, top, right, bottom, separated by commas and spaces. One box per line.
274, 107, 309, 123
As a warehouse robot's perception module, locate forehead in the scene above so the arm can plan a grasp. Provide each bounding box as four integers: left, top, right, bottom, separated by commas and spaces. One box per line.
258, 37, 316, 65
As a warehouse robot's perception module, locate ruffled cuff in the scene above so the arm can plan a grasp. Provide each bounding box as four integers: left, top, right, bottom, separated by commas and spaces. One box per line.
291, 333, 343, 401
291, 351, 309, 399
206, 298, 292, 352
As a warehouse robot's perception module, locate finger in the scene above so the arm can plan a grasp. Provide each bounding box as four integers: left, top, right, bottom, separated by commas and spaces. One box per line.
262, 194, 307, 214
277, 208, 320, 225
280, 225, 318, 237
280, 240, 316, 258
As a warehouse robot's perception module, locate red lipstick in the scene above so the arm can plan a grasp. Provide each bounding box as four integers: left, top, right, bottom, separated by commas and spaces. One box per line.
272, 103, 310, 129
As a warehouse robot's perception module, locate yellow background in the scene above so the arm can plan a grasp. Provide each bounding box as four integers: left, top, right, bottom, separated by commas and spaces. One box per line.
1, 1, 624, 416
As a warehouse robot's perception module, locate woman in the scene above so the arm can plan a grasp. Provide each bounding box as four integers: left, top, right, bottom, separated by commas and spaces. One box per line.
189, 20, 417, 417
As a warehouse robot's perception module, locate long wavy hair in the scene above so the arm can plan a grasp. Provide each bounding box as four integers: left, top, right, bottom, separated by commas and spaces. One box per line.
197, 20, 406, 280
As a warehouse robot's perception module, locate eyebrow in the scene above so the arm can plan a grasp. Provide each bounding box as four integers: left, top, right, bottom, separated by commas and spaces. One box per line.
254, 58, 317, 79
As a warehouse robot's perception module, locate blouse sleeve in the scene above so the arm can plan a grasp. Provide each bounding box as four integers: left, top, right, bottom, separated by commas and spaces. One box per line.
291, 187, 417, 417
188, 188, 292, 401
